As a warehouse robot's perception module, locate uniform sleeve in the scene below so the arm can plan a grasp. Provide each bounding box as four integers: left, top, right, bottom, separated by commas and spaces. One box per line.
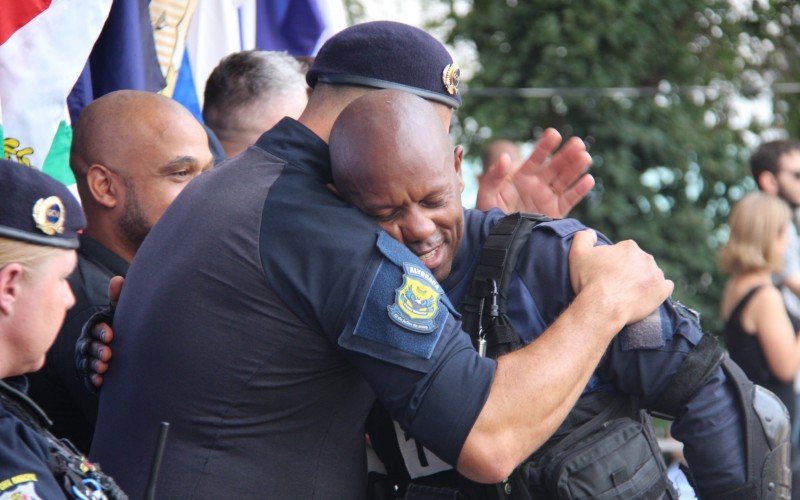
598, 305, 746, 496
261, 198, 496, 466
335, 232, 496, 465
515, 219, 747, 496
0, 414, 65, 499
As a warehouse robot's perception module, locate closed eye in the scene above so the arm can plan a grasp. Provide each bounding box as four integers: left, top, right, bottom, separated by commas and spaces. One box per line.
374, 210, 401, 222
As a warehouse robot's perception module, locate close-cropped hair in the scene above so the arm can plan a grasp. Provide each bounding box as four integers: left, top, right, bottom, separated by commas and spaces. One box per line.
719, 192, 792, 275
203, 50, 307, 119
0, 237, 61, 279
749, 139, 800, 182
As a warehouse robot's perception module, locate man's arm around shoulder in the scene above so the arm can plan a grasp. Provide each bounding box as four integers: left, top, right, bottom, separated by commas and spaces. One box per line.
457, 230, 674, 482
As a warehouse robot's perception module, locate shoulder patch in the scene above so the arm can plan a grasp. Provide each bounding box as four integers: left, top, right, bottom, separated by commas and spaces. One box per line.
344, 234, 451, 361
0, 474, 38, 499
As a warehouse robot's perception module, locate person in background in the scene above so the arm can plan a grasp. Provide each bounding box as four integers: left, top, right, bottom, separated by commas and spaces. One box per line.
720, 192, 800, 419
750, 140, 800, 446
26, 90, 213, 453
203, 50, 309, 157
750, 140, 800, 331
720, 191, 800, 496
0, 160, 125, 499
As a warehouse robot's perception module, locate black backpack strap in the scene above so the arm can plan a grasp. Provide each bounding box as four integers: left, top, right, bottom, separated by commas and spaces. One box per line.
648, 330, 726, 419
459, 212, 551, 358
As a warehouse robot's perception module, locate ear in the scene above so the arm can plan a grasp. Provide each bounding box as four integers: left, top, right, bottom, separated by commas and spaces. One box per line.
0, 264, 24, 316
758, 171, 780, 196
454, 145, 465, 192
86, 164, 121, 209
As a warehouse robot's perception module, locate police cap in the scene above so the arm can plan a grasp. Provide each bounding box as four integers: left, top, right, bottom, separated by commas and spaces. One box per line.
0, 159, 85, 249
307, 21, 462, 109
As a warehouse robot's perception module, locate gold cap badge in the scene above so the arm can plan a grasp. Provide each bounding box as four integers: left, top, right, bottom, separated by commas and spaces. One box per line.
32, 196, 66, 236
442, 63, 460, 95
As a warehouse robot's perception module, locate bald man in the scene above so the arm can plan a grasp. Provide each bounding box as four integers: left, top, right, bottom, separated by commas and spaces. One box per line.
330, 91, 756, 499
27, 90, 213, 453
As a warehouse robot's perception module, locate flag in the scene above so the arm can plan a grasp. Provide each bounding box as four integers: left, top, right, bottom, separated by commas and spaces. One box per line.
182, 0, 249, 111
149, 0, 198, 99
168, 0, 335, 115
0, 0, 112, 185
67, 0, 166, 124
255, 0, 325, 55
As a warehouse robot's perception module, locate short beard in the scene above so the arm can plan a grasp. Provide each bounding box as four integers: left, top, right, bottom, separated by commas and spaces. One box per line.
118, 177, 151, 253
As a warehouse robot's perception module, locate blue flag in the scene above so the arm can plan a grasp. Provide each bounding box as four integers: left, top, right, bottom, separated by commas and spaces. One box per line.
255, 0, 325, 55
68, 0, 165, 123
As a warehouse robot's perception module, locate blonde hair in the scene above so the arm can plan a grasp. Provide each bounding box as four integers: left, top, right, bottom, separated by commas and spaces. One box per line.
0, 237, 62, 279
719, 192, 792, 275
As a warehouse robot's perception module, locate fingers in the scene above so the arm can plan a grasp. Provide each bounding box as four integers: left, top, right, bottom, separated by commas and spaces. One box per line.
568, 229, 597, 294
546, 139, 592, 194
570, 228, 598, 250
108, 275, 124, 307
485, 152, 514, 184
91, 374, 104, 388
474, 153, 515, 211
664, 278, 675, 297
92, 359, 109, 375
91, 341, 112, 362
526, 128, 562, 170
557, 174, 595, 217
92, 323, 114, 343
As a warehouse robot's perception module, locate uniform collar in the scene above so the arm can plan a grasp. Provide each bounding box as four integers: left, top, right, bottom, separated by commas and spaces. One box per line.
79, 234, 130, 277
255, 118, 333, 183
0, 377, 53, 430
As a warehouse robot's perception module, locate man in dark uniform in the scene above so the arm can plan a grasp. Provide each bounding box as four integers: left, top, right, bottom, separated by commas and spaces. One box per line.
27, 90, 213, 453
328, 90, 751, 498
89, 22, 672, 498
0, 160, 125, 499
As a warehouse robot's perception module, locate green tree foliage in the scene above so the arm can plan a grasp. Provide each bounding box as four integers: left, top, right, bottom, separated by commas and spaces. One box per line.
444, 0, 800, 335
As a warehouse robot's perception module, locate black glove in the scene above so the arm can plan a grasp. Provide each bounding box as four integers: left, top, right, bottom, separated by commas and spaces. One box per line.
74, 306, 114, 395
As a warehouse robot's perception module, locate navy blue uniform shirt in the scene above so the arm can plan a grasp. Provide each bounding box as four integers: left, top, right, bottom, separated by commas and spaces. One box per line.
446, 209, 746, 496
0, 377, 66, 499
90, 118, 496, 499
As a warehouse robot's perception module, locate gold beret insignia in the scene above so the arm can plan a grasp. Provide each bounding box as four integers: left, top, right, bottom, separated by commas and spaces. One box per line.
32, 196, 66, 235
442, 63, 460, 95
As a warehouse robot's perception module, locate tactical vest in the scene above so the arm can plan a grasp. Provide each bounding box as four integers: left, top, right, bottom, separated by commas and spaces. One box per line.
0, 380, 128, 500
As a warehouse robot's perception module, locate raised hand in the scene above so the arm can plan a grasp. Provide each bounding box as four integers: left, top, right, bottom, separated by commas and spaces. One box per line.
475, 128, 594, 218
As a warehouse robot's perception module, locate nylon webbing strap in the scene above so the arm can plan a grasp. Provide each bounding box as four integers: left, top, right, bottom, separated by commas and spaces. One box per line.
649, 333, 725, 418
459, 212, 551, 355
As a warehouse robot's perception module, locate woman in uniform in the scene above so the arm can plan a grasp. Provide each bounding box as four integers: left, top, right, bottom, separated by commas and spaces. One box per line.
0, 159, 124, 499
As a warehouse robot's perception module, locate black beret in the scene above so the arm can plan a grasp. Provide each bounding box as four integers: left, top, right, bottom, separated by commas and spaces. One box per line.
0, 159, 85, 249
307, 21, 462, 109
